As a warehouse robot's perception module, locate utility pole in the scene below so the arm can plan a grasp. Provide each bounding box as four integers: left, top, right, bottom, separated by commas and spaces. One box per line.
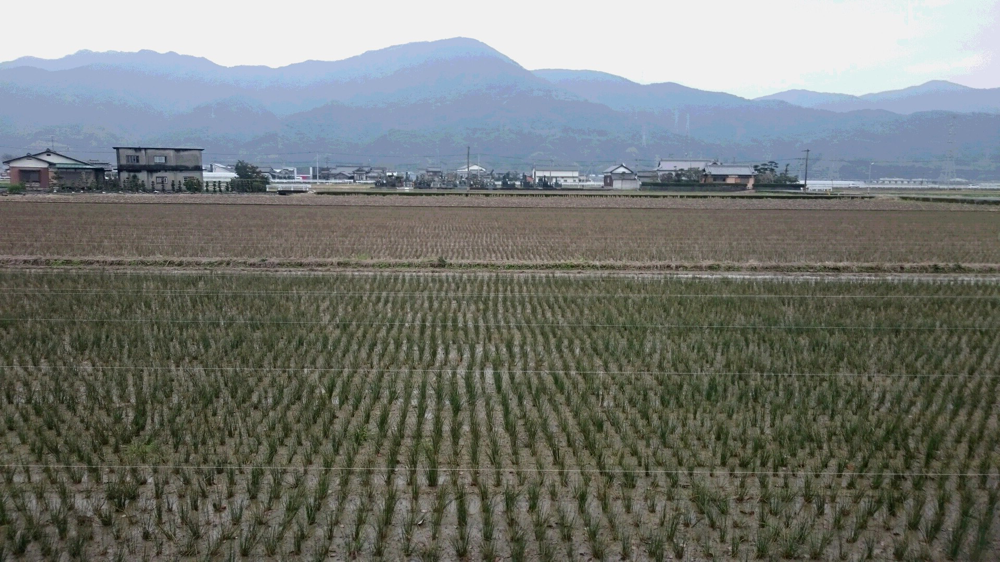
942, 115, 957, 183
467, 145, 471, 187
803, 149, 810, 191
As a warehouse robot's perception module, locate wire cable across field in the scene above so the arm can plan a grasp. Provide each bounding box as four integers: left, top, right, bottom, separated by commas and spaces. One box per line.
1, 462, 995, 479
3, 316, 995, 330
3, 270, 999, 560
5, 289, 1000, 299
1, 365, 994, 378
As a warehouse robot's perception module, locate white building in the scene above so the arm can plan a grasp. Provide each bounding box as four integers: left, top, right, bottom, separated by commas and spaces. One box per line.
532, 167, 582, 186
457, 164, 487, 178
203, 163, 238, 184
603, 163, 640, 189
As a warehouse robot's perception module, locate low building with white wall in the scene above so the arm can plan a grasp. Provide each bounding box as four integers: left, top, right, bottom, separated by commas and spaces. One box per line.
532, 167, 583, 186
203, 163, 238, 184
603, 163, 640, 189
457, 164, 487, 179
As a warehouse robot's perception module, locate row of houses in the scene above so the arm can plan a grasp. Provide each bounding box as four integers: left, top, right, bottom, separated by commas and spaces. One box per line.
315, 165, 390, 182
527, 161, 757, 189
2, 148, 407, 190
526, 161, 757, 189
3, 147, 306, 190
211, 163, 400, 183
3, 147, 205, 190
617, 160, 758, 188
4, 147, 762, 191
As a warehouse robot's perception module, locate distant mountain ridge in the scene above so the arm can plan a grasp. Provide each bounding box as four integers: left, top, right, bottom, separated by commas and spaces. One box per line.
757, 80, 1000, 114
532, 69, 750, 113
1, 38, 998, 179
5, 43, 996, 114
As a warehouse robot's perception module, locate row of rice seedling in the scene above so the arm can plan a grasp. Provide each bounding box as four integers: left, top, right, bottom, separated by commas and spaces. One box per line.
1, 202, 998, 267
0, 271, 997, 560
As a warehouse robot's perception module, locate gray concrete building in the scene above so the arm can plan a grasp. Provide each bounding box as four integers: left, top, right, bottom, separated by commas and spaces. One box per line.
114, 146, 204, 190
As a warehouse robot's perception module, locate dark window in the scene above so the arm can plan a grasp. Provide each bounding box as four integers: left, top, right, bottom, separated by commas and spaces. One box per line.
21, 170, 41, 183
126, 155, 140, 164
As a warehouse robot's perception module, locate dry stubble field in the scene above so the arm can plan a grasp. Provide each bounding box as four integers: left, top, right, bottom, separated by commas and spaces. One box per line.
0, 195, 998, 561
0, 197, 998, 270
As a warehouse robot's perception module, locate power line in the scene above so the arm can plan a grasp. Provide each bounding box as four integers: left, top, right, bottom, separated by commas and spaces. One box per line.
0, 463, 994, 479
1, 317, 994, 330
1, 365, 995, 378
0, 238, 986, 248
3, 289, 997, 299
4, 268, 995, 284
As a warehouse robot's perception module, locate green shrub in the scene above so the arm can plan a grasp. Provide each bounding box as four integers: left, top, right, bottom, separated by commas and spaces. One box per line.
183, 177, 202, 193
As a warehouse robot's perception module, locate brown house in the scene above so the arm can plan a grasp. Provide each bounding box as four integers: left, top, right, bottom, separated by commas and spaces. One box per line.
3, 149, 106, 190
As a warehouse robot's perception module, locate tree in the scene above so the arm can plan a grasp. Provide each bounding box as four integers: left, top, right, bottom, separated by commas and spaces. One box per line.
753, 161, 779, 181
669, 167, 702, 183
754, 161, 797, 184
235, 160, 269, 184
232, 160, 270, 193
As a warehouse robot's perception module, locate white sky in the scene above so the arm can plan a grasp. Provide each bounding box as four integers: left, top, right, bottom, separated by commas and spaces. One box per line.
2, 0, 997, 98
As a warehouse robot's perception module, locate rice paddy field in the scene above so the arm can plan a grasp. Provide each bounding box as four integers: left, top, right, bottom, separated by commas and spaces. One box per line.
0, 196, 998, 561
0, 198, 998, 271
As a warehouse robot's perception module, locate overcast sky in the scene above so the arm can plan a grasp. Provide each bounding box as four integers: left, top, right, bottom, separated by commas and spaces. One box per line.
2, 0, 997, 98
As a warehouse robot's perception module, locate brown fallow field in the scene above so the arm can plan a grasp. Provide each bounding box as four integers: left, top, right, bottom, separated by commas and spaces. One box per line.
0, 197, 998, 271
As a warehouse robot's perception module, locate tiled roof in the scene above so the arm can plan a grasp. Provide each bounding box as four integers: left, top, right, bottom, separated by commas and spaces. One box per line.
705, 165, 755, 176
656, 160, 714, 171
603, 164, 634, 174
4, 149, 92, 166
113, 146, 204, 151
53, 163, 104, 169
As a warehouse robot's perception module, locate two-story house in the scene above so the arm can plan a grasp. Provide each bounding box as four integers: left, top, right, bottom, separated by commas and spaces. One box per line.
114, 146, 204, 190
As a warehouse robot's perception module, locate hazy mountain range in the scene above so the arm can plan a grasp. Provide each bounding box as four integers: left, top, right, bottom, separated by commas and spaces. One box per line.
1, 38, 998, 179
756, 81, 1000, 115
